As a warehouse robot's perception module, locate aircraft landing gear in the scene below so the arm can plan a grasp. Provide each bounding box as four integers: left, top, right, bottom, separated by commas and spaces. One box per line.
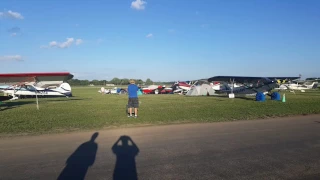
256, 92, 266, 102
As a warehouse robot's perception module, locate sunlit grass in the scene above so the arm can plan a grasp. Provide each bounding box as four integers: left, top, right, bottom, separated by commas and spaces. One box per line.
1, 86, 320, 136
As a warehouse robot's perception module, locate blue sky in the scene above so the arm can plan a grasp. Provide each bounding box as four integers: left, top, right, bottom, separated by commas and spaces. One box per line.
1, 0, 319, 81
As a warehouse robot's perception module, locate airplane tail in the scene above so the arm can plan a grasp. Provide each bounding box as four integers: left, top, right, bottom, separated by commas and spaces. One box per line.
312, 83, 318, 89
59, 83, 72, 91
55, 83, 72, 96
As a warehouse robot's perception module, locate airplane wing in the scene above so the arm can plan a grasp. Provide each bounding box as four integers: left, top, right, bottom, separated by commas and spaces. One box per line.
267, 77, 300, 82
208, 76, 269, 84
208, 76, 300, 84
0, 72, 73, 84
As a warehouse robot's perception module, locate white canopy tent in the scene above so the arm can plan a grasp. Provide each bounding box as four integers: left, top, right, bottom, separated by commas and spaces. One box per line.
186, 84, 216, 96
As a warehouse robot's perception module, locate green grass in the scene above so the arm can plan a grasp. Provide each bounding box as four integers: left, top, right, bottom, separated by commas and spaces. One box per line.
1, 86, 320, 136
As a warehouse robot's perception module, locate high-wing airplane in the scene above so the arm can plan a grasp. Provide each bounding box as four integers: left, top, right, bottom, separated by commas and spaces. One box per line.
0, 72, 73, 109
208, 76, 300, 98
275, 81, 318, 93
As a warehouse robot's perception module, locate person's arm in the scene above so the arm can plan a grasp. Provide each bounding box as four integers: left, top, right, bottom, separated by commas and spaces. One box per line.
112, 138, 121, 153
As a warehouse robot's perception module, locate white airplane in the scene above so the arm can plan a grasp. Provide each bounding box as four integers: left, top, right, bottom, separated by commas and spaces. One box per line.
98, 87, 127, 94
0, 72, 73, 109
3, 82, 72, 99
276, 81, 318, 92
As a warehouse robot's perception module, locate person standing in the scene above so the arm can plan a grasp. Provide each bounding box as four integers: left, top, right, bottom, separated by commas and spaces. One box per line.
127, 79, 139, 118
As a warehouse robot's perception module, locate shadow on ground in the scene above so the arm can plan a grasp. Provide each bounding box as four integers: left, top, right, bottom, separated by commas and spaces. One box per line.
0, 101, 36, 111
112, 135, 139, 180
57, 132, 99, 180
0, 98, 88, 111
56, 133, 140, 180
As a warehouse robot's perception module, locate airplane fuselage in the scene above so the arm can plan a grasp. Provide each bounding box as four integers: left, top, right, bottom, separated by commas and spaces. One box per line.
2, 83, 72, 99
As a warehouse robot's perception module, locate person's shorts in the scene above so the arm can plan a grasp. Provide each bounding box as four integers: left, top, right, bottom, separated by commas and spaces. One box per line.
128, 98, 139, 108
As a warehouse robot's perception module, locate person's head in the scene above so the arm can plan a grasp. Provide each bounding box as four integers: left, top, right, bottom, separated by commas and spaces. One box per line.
90, 132, 99, 142
130, 79, 135, 84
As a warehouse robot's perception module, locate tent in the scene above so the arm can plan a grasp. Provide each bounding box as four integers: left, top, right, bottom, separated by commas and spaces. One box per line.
186, 84, 215, 96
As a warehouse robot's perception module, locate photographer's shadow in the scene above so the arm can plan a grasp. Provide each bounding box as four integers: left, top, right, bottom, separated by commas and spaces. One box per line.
112, 135, 139, 180
57, 132, 99, 180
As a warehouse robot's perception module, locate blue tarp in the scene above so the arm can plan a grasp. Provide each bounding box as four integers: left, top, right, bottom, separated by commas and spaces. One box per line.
271, 92, 281, 101
256, 92, 266, 102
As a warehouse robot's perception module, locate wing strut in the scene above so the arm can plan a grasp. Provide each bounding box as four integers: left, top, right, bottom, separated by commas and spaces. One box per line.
33, 76, 40, 110
229, 78, 235, 98
35, 90, 39, 110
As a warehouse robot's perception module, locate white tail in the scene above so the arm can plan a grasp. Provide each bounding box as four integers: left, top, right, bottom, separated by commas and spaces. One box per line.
54, 83, 72, 97
59, 83, 72, 92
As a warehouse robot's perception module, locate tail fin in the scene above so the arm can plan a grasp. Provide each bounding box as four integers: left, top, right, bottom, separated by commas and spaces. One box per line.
56, 83, 72, 96
312, 83, 318, 89
59, 83, 72, 92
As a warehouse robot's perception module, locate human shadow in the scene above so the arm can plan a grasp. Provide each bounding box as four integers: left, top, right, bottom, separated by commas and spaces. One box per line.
0, 100, 36, 111
57, 132, 99, 180
112, 135, 139, 180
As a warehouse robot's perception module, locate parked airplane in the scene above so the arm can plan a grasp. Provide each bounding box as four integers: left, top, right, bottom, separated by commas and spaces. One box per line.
3, 82, 72, 99
208, 76, 300, 98
276, 81, 318, 92
0, 72, 73, 109
171, 81, 200, 94
141, 85, 173, 94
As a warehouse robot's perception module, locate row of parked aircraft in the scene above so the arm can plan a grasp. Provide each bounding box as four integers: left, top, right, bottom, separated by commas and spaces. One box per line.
99, 76, 318, 98
1, 72, 319, 104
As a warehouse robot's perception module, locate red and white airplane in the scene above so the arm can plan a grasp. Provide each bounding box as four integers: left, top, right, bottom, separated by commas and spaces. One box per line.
0, 72, 73, 102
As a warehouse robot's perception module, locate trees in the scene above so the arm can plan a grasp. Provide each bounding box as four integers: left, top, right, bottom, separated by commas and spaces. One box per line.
110, 77, 121, 85
120, 78, 130, 85
135, 79, 144, 85
145, 78, 153, 85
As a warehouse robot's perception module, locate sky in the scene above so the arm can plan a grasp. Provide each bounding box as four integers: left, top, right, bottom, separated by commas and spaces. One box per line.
1, 0, 320, 81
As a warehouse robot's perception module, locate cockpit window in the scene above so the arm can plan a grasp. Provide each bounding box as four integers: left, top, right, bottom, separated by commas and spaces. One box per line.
26, 85, 36, 91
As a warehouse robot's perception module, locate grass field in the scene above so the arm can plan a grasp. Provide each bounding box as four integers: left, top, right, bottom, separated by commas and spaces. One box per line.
1, 86, 320, 136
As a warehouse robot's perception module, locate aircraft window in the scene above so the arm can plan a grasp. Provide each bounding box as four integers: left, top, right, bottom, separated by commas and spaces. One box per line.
26, 85, 36, 91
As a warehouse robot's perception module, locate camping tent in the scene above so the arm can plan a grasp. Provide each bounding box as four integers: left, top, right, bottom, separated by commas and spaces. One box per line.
186, 84, 215, 96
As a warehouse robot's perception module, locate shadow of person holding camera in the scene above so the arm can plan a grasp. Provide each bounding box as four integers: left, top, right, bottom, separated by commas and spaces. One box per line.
112, 135, 139, 180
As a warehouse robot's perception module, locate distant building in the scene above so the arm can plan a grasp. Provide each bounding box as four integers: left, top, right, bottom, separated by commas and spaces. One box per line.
106, 84, 115, 86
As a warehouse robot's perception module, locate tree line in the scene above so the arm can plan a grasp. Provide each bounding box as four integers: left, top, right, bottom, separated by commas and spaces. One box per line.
67, 78, 174, 86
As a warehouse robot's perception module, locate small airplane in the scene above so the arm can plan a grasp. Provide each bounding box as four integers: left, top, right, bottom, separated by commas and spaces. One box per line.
207, 76, 300, 98
0, 72, 73, 109
3, 82, 72, 99
171, 81, 198, 94
99, 87, 127, 94
275, 81, 318, 92
141, 85, 173, 94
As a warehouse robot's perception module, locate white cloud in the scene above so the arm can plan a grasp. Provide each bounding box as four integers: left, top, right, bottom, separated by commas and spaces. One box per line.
41, 38, 83, 49
146, 33, 153, 38
0, 10, 24, 20
10, 33, 17, 36
0, 55, 23, 61
76, 39, 83, 45
131, 0, 147, 10
59, 38, 74, 48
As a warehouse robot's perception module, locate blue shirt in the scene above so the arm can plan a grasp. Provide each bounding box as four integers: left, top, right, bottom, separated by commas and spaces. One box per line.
128, 84, 139, 98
